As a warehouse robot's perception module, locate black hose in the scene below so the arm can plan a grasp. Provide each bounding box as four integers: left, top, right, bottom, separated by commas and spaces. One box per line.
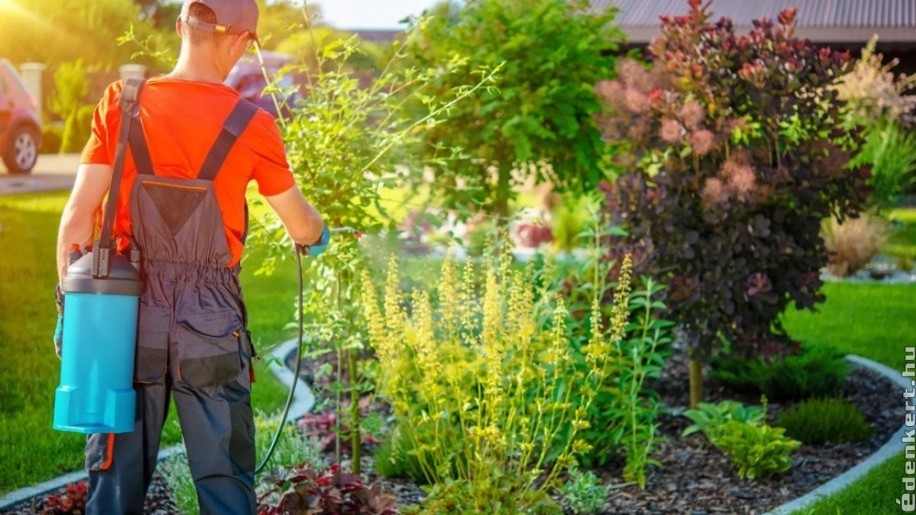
254, 244, 305, 474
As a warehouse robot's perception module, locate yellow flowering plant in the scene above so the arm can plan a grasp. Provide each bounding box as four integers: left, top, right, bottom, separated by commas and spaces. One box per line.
362, 239, 653, 512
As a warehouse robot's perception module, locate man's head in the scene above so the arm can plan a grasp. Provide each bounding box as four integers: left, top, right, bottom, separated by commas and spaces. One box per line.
176, 0, 259, 79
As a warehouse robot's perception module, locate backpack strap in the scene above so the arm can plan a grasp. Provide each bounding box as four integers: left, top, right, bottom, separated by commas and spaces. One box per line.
198, 99, 259, 181
92, 78, 146, 278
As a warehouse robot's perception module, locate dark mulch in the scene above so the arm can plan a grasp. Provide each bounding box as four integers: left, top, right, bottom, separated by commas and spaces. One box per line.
6, 344, 897, 514
1, 471, 178, 515
594, 347, 899, 514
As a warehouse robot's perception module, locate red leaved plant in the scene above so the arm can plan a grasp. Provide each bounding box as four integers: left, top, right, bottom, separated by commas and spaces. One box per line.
258, 464, 397, 515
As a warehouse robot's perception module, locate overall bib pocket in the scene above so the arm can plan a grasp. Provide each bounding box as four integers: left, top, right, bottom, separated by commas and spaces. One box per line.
176, 310, 243, 389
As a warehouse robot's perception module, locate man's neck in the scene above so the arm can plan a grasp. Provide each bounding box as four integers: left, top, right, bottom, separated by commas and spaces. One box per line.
167, 50, 226, 84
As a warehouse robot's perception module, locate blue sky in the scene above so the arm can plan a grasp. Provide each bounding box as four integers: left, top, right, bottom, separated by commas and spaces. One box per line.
315, 0, 441, 29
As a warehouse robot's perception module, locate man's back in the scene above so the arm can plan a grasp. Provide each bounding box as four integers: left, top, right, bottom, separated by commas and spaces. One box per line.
81, 77, 294, 266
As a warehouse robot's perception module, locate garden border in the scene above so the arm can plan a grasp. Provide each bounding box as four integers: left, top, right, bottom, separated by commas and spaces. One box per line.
765, 355, 908, 515
0, 338, 314, 510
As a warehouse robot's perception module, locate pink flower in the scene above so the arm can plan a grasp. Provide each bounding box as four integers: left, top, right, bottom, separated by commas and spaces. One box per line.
721, 150, 756, 195
595, 80, 619, 102
659, 117, 683, 143
624, 88, 650, 113
701, 177, 728, 206
679, 101, 705, 128
687, 129, 716, 155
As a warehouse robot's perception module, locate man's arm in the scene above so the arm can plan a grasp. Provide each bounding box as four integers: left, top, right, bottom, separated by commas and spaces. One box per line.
56, 164, 113, 282
264, 185, 324, 246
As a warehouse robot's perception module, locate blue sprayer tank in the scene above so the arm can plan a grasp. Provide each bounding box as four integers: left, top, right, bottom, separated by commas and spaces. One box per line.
53, 247, 142, 434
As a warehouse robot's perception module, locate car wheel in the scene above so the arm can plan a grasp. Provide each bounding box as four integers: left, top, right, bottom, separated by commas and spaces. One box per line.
3, 126, 39, 174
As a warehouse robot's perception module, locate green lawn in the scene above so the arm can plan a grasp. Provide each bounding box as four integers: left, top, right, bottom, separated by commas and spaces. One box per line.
780, 208, 916, 515
0, 191, 294, 494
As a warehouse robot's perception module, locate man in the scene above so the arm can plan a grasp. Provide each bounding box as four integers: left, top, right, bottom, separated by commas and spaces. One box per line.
54, 1, 326, 513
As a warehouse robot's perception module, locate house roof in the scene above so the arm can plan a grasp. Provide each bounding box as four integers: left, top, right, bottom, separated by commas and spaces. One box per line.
594, 0, 916, 44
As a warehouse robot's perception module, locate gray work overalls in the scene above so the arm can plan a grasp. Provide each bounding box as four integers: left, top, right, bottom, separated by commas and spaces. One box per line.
85, 85, 260, 515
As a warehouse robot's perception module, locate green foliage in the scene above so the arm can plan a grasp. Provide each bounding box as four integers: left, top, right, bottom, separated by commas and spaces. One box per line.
777, 398, 873, 445
561, 466, 606, 514
711, 346, 850, 402
599, 3, 870, 360
60, 104, 95, 154
849, 123, 916, 212
48, 60, 90, 121
683, 398, 799, 480
532, 220, 671, 485
682, 400, 765, 440
0, 0, 161, 68
40, 124, 64, 155
714, 419, 800, 480
402, 0, 623, 215
372, 426, 427, 483
159, 452, 199, 515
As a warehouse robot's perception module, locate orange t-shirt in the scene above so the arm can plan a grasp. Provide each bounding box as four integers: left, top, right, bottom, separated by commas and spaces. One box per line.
81, 77, 296, 267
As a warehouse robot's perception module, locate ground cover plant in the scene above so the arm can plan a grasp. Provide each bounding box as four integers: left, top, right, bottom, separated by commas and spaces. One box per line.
776, 398, 873, 445
710, 346, 851, 402
0, 192, 291, 494
597, 0, 871, 406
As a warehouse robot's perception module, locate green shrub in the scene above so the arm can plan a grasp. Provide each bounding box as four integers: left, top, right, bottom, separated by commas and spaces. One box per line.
711, 346, 850, 402
714, 419, 800, 480
561, 466, 606, 514
777, 398, 873, 445
59, 104, 95, 154
682, 400, 765, 440
683, 398, 800, 480
40, 123, 64, 155
372, 425, 427, 483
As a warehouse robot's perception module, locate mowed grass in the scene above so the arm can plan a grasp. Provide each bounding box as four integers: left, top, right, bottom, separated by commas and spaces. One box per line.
0, 191, 294, 493
780, 208, 916, 515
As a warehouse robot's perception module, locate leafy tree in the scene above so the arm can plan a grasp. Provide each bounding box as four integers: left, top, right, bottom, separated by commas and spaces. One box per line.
597, 1, 870, 405
0, 0, 160, 69
402, 0, 623, 217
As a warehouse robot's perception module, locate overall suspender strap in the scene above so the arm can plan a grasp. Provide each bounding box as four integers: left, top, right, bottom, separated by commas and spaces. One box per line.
128, 104, 154, 176
197, 99, 258, 181
92, 78, 146, 279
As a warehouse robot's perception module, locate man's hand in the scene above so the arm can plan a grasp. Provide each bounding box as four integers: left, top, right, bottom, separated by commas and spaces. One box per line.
296, 226, 330, 257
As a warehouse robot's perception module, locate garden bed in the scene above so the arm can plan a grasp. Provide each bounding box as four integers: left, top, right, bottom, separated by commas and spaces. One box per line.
1, 344, 899, 515
595, 348, 899, 514
272, 343, 899, 514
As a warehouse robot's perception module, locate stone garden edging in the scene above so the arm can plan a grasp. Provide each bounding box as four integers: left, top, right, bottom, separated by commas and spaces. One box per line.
765, 355, 909, 515
0, 338, 314, 510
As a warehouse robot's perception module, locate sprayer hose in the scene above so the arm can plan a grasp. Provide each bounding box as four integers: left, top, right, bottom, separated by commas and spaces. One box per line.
254, 246, 305, 474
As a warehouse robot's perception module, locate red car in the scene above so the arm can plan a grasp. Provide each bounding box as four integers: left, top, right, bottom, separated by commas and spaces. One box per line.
0, 59, 41, 174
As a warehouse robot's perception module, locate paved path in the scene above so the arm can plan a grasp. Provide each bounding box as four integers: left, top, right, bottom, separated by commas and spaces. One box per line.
0, 154, 79, 196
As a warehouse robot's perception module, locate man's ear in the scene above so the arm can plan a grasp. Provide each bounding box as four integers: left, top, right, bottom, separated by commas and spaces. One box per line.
175, 18, 183, 39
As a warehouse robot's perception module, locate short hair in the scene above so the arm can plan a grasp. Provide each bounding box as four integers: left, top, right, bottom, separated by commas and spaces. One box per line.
182, 3, 228, 45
